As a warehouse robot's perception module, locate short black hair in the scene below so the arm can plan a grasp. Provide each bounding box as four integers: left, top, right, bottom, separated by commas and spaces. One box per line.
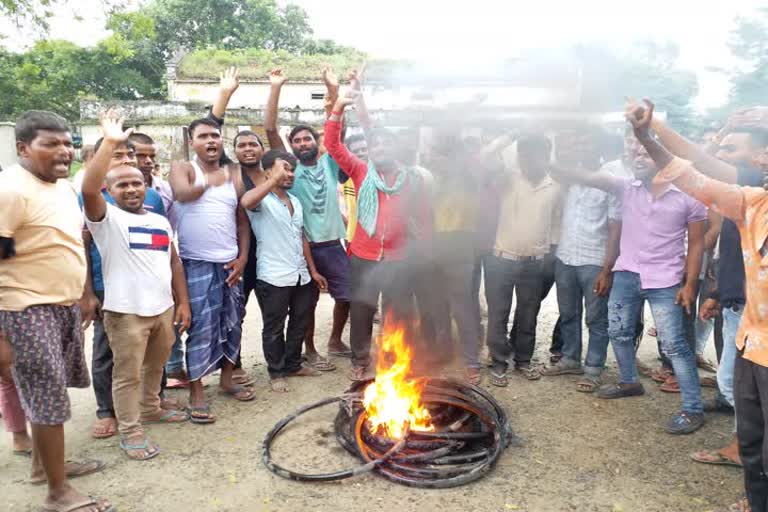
128, 132, 155, 145
234, 130, 264, 148
188, 117, 221, 137
94, 137, 135, 153
261, 149, 297, 170
517, 133, 552, 156
288, 124, 319, 144
15, 110, 70, 144
345, 133, 366, 146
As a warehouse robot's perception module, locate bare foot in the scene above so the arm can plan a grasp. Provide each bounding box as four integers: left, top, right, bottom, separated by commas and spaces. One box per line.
288, 364, 322, 377
270, 378, 291, 393
44, 485, 113, 512
12, 431, 32, 454
91, 417, 117, 439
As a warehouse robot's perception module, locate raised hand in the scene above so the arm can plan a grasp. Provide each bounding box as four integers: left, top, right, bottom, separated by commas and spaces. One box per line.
625, 98, 654, 139
322, 67, 339, 89
347, 69, 362, 90
219, 66, 240, 95
729, 106, 768, 131
98, 109, 133, 143
333, 89, 360, 111
269, 68, 288, 87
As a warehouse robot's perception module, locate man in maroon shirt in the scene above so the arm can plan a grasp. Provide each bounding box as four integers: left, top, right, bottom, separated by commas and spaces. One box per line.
325, 94, 429, 380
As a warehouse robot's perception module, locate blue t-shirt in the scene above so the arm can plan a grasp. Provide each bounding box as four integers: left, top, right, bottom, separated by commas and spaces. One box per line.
79, 188, 166, 291
289, 153, 346, 243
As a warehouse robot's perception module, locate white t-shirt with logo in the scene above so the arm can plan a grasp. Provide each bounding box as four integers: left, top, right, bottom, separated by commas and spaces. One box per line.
86, 203, 174, 317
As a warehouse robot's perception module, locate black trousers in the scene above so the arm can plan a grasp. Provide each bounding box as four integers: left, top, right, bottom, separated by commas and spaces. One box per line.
736, 349, 768, 512
236, 242, 258, 371
349, 256, 414, 369
540, 252, 563, 354
255, 279, 317, 378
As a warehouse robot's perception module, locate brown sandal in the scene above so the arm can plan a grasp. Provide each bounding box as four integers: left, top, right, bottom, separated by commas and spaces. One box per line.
576, 375, 601, 393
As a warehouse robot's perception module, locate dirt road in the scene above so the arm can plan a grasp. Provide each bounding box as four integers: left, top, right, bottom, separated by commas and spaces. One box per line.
1, 293, 741, 512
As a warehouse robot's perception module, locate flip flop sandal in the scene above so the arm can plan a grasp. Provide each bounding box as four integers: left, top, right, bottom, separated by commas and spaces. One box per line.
576, 375, 601, 393
91, 418, 117, 439
306, 357, 336, 372
490, 371, 508, 387
659, 377, 680, 393
701, 376, 718, 388
636, 362, 654, 378
328, 349, 354, 358
13, 448, 32, 457
651, 368, 674, 383
729, 498, 752, 512
516, 366, 542, 381
540, 362, 584, 376
141, 409, 189, 425
219, 384, 256, 402
189, 406, 216, 424
463, 368, 482, 386
690, 450, 742, 467
232, 374, 256, 386
30, 459, 107, 485
647, 327, 658, 337
165, 378, 189, 389
270, 378, 291, 393
596, 383, 645, 399
696, 356, 718, 373
119, 438, 160, 461
41, 496, 116, 512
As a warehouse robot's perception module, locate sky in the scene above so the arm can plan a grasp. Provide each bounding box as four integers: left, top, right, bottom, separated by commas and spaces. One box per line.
1, 0, 764, 109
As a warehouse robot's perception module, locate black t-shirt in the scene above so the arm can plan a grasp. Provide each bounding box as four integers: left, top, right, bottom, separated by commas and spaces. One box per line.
717, 166, 763, 306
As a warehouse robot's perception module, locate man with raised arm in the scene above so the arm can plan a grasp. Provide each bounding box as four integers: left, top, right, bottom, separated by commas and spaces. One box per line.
0, 110, 113, 512
550, 119, 707, 435
169, 115, 253, 424
240, 150, 329, 392
265, 67, 353, 371
324, 92, 429, 380
630, 100, 768, 510
81, 111, 191, 460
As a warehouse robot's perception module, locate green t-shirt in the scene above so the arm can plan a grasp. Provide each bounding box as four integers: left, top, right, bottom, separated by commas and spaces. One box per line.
290, 152, 346, 243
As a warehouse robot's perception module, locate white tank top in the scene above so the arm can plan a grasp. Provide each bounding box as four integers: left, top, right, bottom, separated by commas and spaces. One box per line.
174, 161, 239, 263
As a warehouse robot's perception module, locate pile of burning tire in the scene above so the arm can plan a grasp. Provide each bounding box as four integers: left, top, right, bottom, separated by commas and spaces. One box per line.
263, 377, 516, 489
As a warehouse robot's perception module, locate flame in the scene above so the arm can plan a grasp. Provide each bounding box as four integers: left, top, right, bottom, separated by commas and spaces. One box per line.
362, 318, 433, 439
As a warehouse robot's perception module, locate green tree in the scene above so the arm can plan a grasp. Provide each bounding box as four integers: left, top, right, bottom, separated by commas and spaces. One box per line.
146, 0, 313, 55
725, 6, 768, 109
575, 41, 700, 134
1, 0, 56, 30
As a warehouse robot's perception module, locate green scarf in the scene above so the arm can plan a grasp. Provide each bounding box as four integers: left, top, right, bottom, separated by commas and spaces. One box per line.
356, 162, 407, 237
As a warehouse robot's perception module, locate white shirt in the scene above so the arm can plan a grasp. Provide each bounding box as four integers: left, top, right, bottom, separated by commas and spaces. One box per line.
246, 192, 310, 287
87, 203, 174, 317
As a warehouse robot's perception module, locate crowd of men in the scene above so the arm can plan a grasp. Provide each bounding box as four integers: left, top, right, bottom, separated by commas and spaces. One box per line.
1, 65, 767, 512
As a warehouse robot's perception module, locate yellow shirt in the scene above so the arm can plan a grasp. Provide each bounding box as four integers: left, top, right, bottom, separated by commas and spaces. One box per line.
656, 157, 768, 367
0, 164, 86, 311
493, 173, 561, 259
343, 179, 357, 241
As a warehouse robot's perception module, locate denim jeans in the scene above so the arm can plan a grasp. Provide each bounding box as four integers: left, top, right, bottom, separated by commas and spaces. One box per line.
92, 290, 115, 419
555, 260, 609, 376
484, 256, 545, 372
719, 303, 743, 408
164, 329, 185, 375
608, 271, 703, 414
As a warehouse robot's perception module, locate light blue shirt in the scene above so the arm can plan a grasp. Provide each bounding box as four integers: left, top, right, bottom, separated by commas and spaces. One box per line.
246, 192, 310, 287
290, 152, 346, 243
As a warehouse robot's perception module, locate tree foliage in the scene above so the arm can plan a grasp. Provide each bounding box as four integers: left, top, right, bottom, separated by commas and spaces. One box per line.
725, 6, 768, 109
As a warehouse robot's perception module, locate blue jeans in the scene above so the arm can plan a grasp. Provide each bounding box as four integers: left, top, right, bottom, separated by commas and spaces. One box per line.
165, 328, 185, 375
719, 303, 743, 408
555, 260, 609, 376
608, 271, 703, 414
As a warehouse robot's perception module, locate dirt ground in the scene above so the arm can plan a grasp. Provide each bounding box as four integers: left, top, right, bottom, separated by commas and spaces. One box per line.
1, 292, 743, 512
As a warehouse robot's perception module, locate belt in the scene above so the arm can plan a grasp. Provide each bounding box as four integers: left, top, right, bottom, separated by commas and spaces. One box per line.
492, 250, 545, 263
309, 240, 342, 249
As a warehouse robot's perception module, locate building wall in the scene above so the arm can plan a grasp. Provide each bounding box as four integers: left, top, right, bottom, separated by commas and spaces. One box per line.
0, 123, 17, 170
171, 81, 328, 110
